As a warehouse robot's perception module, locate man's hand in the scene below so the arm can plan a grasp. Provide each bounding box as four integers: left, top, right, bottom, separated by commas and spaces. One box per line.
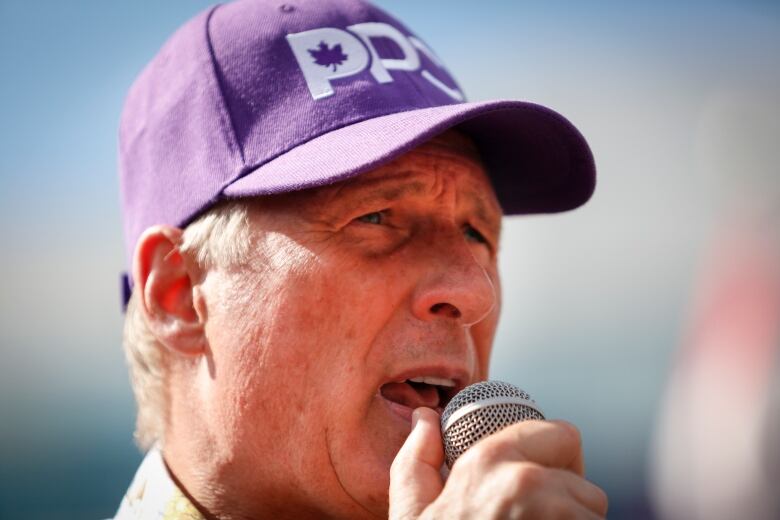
389, 407, 608, 519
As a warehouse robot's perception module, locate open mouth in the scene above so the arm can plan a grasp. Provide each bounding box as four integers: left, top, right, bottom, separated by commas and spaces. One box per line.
379, 376, 459, 418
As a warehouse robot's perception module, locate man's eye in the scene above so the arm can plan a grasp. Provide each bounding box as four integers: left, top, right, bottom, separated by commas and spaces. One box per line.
356, 211, 385, 225
463, 224, 488, 244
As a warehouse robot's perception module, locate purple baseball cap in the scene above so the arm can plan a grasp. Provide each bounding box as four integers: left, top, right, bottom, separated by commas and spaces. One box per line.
119, 0, 595, 304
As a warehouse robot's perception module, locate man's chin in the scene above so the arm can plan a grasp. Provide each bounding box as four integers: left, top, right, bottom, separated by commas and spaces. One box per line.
329, 452, 393, 518
326, 400, 411, 517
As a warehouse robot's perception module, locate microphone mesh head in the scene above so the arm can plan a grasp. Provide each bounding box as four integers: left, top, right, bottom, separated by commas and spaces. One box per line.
441, 380, 544, 468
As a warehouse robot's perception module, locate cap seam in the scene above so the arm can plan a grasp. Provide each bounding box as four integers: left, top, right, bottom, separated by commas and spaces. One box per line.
204, 4, 246, 167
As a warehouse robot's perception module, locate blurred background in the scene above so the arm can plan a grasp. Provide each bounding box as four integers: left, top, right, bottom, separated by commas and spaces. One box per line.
1, 0, 778, 518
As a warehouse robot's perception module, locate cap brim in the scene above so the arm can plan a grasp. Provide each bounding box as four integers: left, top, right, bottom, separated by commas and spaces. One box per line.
222, 100, 595, 215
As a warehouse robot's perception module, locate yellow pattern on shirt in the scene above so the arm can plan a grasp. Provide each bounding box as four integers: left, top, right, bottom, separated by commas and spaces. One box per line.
162, 487, 205, 520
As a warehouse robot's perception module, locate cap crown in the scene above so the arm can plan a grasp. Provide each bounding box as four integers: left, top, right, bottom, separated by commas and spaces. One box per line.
119, 0, 464, 266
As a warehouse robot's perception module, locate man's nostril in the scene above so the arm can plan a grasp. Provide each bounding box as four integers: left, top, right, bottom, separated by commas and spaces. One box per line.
430, 303, 461, 319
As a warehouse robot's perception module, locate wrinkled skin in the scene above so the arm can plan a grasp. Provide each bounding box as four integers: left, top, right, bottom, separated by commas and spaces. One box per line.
141, 132, 503, 519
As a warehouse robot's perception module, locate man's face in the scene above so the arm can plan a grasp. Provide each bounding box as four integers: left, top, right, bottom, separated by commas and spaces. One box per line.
195, 134, 503, 518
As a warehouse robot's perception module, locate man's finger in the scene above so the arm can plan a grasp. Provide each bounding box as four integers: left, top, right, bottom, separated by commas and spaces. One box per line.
389, 407, 445, 520
552, 467, 609, 516
482, 419, 585, 475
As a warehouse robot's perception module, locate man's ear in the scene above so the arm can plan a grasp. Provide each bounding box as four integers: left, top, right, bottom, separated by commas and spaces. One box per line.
133, 225, 206, 356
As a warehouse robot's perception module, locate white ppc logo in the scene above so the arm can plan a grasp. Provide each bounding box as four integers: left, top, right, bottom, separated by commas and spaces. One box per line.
286, 22, 464, 102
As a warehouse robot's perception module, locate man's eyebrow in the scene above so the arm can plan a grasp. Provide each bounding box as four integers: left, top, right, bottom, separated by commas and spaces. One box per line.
469, 194, 503, 237
324, 171, 503, 232
325, 172, 428, 205
361, 181, 429, 204
471, 195, 500, 226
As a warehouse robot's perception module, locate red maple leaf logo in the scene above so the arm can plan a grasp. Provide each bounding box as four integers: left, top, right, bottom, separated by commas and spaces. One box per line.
308, 41, 349, 72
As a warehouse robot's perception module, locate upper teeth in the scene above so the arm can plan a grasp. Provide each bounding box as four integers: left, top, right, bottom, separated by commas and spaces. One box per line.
408, 376, 456, 387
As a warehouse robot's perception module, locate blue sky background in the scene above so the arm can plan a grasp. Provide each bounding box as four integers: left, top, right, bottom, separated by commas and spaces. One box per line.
1, 1, 778, 518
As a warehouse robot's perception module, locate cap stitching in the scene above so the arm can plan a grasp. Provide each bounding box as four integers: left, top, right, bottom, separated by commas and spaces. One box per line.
204, 4, 246, 167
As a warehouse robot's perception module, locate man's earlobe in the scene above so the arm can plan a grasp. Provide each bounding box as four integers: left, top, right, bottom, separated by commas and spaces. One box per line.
133, 225, 206, 356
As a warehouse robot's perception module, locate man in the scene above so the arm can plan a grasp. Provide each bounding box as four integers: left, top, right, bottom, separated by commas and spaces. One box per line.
115, 0, 607, 518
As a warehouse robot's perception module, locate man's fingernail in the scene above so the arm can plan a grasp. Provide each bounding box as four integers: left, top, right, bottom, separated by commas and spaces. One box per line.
411, 409, 421, 429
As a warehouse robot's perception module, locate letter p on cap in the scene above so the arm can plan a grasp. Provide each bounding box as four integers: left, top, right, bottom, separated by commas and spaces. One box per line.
287, 28, 370, 100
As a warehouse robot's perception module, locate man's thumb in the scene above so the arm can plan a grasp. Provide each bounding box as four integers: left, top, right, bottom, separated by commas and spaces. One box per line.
389, 407, 445, 520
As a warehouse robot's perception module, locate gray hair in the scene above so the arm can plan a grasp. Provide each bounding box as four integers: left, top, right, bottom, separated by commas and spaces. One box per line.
123, 201, 253, 449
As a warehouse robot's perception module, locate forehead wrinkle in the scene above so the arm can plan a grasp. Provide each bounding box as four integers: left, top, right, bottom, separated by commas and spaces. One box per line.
409, 147, 501, 221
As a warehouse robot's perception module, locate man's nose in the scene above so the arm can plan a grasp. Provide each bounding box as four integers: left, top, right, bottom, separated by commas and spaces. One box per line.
410, 232, 497, 327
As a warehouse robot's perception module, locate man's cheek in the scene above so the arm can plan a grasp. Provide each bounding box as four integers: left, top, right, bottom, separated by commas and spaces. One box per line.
472, 314, 499, 371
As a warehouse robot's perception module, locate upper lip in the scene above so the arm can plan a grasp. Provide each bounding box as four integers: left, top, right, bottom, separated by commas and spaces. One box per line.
380, 364, 471, 408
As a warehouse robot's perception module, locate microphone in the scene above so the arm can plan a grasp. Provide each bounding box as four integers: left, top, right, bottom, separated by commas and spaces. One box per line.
440, 381, 545, 468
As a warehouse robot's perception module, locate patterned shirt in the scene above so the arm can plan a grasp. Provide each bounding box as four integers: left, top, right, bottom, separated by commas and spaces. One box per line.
113, 447, 205, 520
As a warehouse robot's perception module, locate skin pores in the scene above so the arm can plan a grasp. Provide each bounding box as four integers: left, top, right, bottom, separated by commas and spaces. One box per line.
164, 134, 504, 519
